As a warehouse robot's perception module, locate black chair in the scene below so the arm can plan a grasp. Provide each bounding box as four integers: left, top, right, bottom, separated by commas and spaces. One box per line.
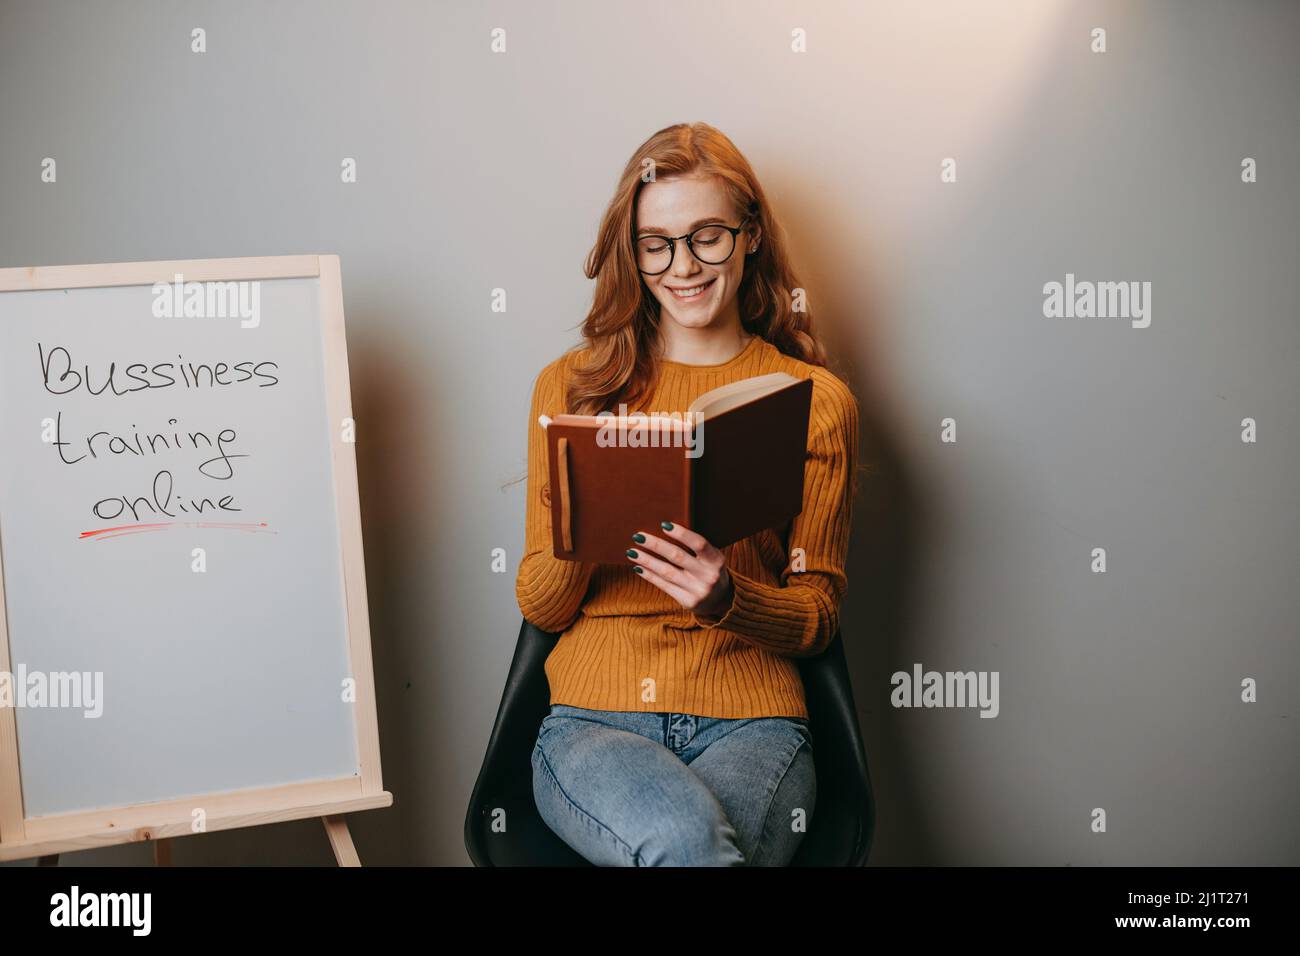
465, 619, 876, 866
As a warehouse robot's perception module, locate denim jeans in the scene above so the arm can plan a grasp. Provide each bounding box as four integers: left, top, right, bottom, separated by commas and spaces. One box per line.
531, 703, 816, 866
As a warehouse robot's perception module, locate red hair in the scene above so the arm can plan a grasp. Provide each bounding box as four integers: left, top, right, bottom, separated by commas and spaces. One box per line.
564, 122, 827, 416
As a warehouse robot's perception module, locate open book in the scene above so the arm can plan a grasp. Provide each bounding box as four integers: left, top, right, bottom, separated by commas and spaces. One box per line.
543, 372, 813, 563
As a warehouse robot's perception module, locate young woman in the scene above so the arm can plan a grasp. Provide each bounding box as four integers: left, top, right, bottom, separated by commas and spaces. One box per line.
516, 122, 860, 866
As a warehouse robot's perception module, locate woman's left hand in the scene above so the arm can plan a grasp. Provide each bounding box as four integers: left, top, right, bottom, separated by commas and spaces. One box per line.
626, 521, 734, 620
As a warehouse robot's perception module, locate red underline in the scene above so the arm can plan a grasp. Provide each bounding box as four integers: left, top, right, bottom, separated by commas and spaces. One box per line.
79, 521, 274, 540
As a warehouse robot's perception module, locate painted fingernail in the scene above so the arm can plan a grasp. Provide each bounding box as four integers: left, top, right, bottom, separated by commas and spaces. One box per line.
661, 521, 673, 530
631, 532, 645, 543
633, 566, 644, 574
626, 548, 638, 558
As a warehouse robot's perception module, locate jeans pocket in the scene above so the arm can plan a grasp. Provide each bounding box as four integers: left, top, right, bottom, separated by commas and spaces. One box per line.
537, 707, 564, 741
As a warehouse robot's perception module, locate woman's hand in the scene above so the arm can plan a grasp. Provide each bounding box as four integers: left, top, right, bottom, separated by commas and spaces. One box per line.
625, 521, 734, 621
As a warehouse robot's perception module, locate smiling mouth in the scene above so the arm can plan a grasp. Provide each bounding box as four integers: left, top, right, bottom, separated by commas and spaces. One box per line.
667, 277, 717, 301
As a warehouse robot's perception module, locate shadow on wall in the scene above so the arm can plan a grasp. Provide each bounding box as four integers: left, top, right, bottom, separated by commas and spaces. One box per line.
344, 318, 438, 865
846, 382, 933, 866
776, 172, 936, 866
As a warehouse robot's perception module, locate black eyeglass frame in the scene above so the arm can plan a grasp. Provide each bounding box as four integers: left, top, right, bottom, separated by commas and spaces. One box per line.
633, 214, 754, 276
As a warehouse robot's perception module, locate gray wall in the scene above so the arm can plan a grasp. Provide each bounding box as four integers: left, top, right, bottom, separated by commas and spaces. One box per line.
1, 0, 1295, 865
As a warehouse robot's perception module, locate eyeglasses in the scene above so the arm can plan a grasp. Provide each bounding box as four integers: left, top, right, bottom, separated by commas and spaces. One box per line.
634, 214, 752, 275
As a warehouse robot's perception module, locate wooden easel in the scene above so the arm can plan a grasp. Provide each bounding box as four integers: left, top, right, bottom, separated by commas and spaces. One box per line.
33, 814, 362, 867
0, 256, 391, 868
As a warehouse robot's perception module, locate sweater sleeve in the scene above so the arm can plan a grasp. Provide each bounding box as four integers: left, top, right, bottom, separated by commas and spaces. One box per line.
515, 358, 597, 632
690, 367, 860, 657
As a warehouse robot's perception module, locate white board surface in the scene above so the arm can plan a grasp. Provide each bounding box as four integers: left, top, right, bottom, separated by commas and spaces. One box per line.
0, 274, 360, 817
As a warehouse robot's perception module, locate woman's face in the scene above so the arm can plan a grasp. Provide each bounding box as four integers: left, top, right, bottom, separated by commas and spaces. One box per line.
634, 173, 759, 335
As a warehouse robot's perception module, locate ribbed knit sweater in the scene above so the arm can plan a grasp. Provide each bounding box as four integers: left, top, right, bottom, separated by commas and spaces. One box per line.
515, 334, 859, 719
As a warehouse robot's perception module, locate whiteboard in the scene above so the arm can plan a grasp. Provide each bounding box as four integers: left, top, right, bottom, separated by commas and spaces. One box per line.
0, 266, 362, 819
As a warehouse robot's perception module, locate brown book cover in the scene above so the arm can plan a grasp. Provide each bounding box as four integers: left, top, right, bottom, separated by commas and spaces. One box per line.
543, 373, 813, 563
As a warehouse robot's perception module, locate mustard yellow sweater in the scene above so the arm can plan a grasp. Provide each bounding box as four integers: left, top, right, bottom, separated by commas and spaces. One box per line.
515, 334, 859, 719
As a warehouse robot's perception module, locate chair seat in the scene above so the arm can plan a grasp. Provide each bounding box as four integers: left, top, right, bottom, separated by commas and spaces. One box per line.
465, 619, 875, 866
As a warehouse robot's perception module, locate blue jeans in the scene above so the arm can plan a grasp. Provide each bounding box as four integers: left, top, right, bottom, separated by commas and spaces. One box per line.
531, 703, 816, 866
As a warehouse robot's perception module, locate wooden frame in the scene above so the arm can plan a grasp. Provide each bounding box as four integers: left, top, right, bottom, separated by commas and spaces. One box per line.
0, 255, 391, 864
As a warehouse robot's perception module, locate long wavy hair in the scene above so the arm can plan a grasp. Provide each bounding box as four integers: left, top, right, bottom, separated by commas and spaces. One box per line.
563, 122, 827, 416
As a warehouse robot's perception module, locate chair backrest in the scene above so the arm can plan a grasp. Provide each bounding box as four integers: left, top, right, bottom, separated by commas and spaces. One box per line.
790, 634, 876, 866
465, 619, 875, 866
464, 620, 588, 865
